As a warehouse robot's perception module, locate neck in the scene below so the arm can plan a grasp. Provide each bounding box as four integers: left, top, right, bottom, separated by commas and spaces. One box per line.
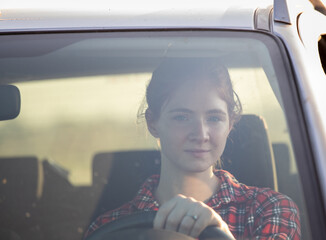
155, 163, 220, 205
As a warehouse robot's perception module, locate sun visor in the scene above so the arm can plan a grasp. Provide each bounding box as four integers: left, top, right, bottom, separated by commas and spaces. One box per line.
0, 85, 21, 121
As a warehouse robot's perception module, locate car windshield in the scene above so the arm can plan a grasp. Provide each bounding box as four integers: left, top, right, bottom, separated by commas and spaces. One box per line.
0, 31, 311, 240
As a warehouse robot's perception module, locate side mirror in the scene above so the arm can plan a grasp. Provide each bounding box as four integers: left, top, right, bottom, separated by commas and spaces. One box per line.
0, 85, 21, 121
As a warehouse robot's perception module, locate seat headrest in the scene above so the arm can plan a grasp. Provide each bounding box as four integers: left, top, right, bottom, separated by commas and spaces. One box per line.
222, 114, 277, 190
0, 156, 40, 225
0, 157, 39, 204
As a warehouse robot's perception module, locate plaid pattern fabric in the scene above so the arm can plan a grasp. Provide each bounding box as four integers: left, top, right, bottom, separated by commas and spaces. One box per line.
85, 170, 301, 239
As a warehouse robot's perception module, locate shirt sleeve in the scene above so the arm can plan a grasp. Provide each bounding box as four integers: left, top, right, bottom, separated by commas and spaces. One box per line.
252, 191, 301, 240
83, 202, 133, 239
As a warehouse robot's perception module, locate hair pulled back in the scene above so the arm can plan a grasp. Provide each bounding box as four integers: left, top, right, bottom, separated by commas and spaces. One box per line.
142, 58, 242, 124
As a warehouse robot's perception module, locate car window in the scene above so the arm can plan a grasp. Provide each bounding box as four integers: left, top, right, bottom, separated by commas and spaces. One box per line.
0, 31, 311, 240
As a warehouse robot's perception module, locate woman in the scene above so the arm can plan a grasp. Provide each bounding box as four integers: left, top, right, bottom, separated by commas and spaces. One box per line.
85, 59, 301, 239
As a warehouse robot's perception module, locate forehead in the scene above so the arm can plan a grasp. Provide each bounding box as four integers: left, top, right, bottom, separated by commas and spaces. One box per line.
162, 78, 228, 113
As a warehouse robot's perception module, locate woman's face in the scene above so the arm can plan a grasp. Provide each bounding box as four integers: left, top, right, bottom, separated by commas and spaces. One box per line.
147, 78, 232, 174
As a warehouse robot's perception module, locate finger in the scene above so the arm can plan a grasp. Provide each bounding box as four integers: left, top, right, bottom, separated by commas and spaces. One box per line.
177, 200, 201, 235
164, 197, 191, 232
153, 196, 179, 229
210, 210, 225, 228
178, 214, 197, 235
188, 205, 213, 238
189, 214, 207, 238
165, 194, 194, 231
189, 208, 232, 239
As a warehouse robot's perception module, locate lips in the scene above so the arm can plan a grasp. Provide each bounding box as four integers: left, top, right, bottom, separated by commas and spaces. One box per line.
184, 149, 211, 158
185, 149, 210, 153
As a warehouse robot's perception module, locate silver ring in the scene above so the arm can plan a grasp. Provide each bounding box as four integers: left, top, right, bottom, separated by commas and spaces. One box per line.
186, 214, 198, 221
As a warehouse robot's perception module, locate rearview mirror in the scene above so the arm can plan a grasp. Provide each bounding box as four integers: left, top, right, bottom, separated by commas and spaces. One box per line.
0, 85, 21, 121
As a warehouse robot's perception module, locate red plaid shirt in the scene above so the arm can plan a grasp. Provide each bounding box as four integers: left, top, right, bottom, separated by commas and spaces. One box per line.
85, 170, 301, 239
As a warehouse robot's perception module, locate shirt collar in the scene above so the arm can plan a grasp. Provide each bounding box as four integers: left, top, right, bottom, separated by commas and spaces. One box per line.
132, 174, 160, 211
208, 170, 255, 208
131, 170, 254, 210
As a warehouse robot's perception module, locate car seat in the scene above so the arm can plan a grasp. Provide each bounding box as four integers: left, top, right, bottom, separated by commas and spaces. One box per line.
222, 114, 278, 190
0, 156, 41, 239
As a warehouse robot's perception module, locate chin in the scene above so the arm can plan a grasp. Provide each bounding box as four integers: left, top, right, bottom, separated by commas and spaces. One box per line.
182, 162, 214, 173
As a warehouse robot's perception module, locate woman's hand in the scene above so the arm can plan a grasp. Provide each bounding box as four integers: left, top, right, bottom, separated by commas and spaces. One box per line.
153, 194, 235, 239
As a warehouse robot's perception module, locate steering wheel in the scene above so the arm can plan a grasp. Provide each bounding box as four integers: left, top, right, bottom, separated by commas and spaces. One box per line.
86, 211, 233, 240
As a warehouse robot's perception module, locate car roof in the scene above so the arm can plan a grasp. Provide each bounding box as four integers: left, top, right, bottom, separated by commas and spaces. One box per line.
0, 0, 318, 33
0, 0, 275, 32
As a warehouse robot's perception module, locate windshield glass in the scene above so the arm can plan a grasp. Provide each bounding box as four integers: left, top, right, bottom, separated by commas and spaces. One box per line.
0, 31, 310, 240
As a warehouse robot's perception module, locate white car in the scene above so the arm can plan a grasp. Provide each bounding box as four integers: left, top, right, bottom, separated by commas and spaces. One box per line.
0, 0, 325, 239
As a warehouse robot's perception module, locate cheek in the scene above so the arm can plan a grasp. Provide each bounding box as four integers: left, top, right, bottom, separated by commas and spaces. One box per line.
211, 126, 230, 146
161, 121, 190, 137
158, 126, 189, 153
160, 128, 187, 145
210, 133, 229, 160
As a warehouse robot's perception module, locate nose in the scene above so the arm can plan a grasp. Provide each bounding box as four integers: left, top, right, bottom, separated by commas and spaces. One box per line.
189, 118, 209, 143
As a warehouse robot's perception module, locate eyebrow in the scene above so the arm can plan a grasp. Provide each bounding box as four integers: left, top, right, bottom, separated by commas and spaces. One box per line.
168, 108, 193, 114
168, 108, 227, 115
206, 109, 227, 115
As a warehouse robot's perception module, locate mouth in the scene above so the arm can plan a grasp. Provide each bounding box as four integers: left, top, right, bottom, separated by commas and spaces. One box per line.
185, 149, 211, 153
184, 149, 211, 157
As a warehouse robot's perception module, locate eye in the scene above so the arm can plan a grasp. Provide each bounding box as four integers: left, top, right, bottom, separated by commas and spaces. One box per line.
207, 116, 221, 122
173, 114, 189, 122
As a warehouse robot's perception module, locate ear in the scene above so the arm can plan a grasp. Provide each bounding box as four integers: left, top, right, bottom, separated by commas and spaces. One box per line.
145, 109, 160, 138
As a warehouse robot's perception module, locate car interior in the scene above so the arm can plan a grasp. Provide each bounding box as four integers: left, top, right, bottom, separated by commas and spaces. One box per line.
0, 31, 311, 239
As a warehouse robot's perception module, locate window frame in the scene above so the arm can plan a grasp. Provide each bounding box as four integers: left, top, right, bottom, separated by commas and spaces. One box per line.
1, 28, 325, 239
